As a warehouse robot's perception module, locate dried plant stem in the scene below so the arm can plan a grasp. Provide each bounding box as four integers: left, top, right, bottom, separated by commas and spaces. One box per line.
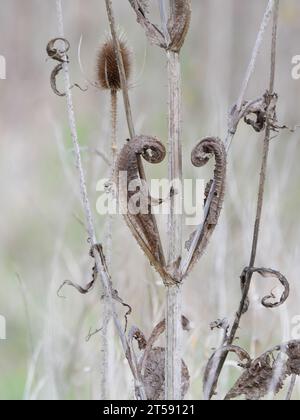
235, 0, 276, 113
56, 0, 146, 400
205, 0, 280, 400
285, 375, 297, 400
180, 0, 276, 278
100, 89, 118, 400
165, 47, 183, 399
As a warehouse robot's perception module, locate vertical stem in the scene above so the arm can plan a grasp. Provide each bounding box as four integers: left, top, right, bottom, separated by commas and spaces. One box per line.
285, 375, 297, 401
166, 49, 183, 400
100, 90, 118, 400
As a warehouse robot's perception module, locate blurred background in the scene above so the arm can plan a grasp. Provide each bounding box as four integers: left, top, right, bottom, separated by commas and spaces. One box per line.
0, 0, 300, 400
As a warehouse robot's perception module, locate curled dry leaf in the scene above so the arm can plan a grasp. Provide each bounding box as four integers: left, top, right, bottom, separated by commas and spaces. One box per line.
143, 348, 189, 400
185, 137, 227, 276
283, 341, 300, 376
240, 267, 290, 309
47, 37, 70, 63
203, 345, 252, 399
47, 37, 87, 97
115, 135, 177, 286
131, 316, 190, 400
57, 244, 132, 331
225, 353, 286, 401
225, 340, 300, 400
230, 91, 279, 135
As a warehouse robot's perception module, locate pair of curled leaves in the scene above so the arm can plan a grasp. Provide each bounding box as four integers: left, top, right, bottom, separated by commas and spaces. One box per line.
184, 137, 227, 277
240, 267, 290, 309
115, 135, 178, 286
128, 0, 191, 53
46, 38, 87, 97
129, 316, 190, 400
57, 244, 132, 331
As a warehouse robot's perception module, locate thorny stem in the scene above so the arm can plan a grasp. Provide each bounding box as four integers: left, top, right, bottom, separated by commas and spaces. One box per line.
165, 2, 183, 400
205, 0, 280, 400
100, 89, 118, 400
180, 0, 276, 278
56, 0, 146, 400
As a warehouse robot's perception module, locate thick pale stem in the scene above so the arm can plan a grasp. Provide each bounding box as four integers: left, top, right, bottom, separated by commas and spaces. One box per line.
166, 50, 183, 400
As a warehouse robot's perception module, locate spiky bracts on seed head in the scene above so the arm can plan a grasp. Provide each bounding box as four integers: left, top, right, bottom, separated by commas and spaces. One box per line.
97, 37, 131, 91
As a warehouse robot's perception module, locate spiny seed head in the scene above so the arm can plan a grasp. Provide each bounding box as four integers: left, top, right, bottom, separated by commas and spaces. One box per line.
97, 37, 131, 91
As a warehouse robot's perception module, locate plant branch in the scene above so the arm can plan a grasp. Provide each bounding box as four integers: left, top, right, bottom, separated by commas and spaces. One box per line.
165, 2, 183, 399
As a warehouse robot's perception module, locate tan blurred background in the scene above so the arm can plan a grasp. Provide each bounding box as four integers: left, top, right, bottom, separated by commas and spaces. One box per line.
0, 0, 300, 400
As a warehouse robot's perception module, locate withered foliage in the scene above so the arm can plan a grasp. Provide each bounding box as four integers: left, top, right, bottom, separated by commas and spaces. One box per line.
57, 244, 132, 331
185, 137, 227, 276
115, 135, 178, 285
129, 316, 191, 400
47, 37, 87, 96
128, 0, 191, 53
168, 0, 192, 52
225, 341, 300, 400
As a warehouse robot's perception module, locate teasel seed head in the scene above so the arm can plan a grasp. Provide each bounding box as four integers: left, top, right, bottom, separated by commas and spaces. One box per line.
97, 37, 131, 91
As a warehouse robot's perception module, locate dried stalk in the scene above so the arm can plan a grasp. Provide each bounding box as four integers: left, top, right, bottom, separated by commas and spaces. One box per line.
285, 375, 297, 400
165, 48, 183, 400
100, 90, 118, 400
55, 0, 146, 400
204, 0, 280, 400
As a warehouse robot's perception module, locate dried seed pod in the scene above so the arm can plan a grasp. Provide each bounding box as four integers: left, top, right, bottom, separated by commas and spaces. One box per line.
97, 37, 131, 91
168, 0, 192, 52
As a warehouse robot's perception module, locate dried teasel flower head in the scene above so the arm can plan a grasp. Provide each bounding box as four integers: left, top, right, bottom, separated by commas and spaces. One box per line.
96, 36, 131, 91
168, 0, 192, 52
